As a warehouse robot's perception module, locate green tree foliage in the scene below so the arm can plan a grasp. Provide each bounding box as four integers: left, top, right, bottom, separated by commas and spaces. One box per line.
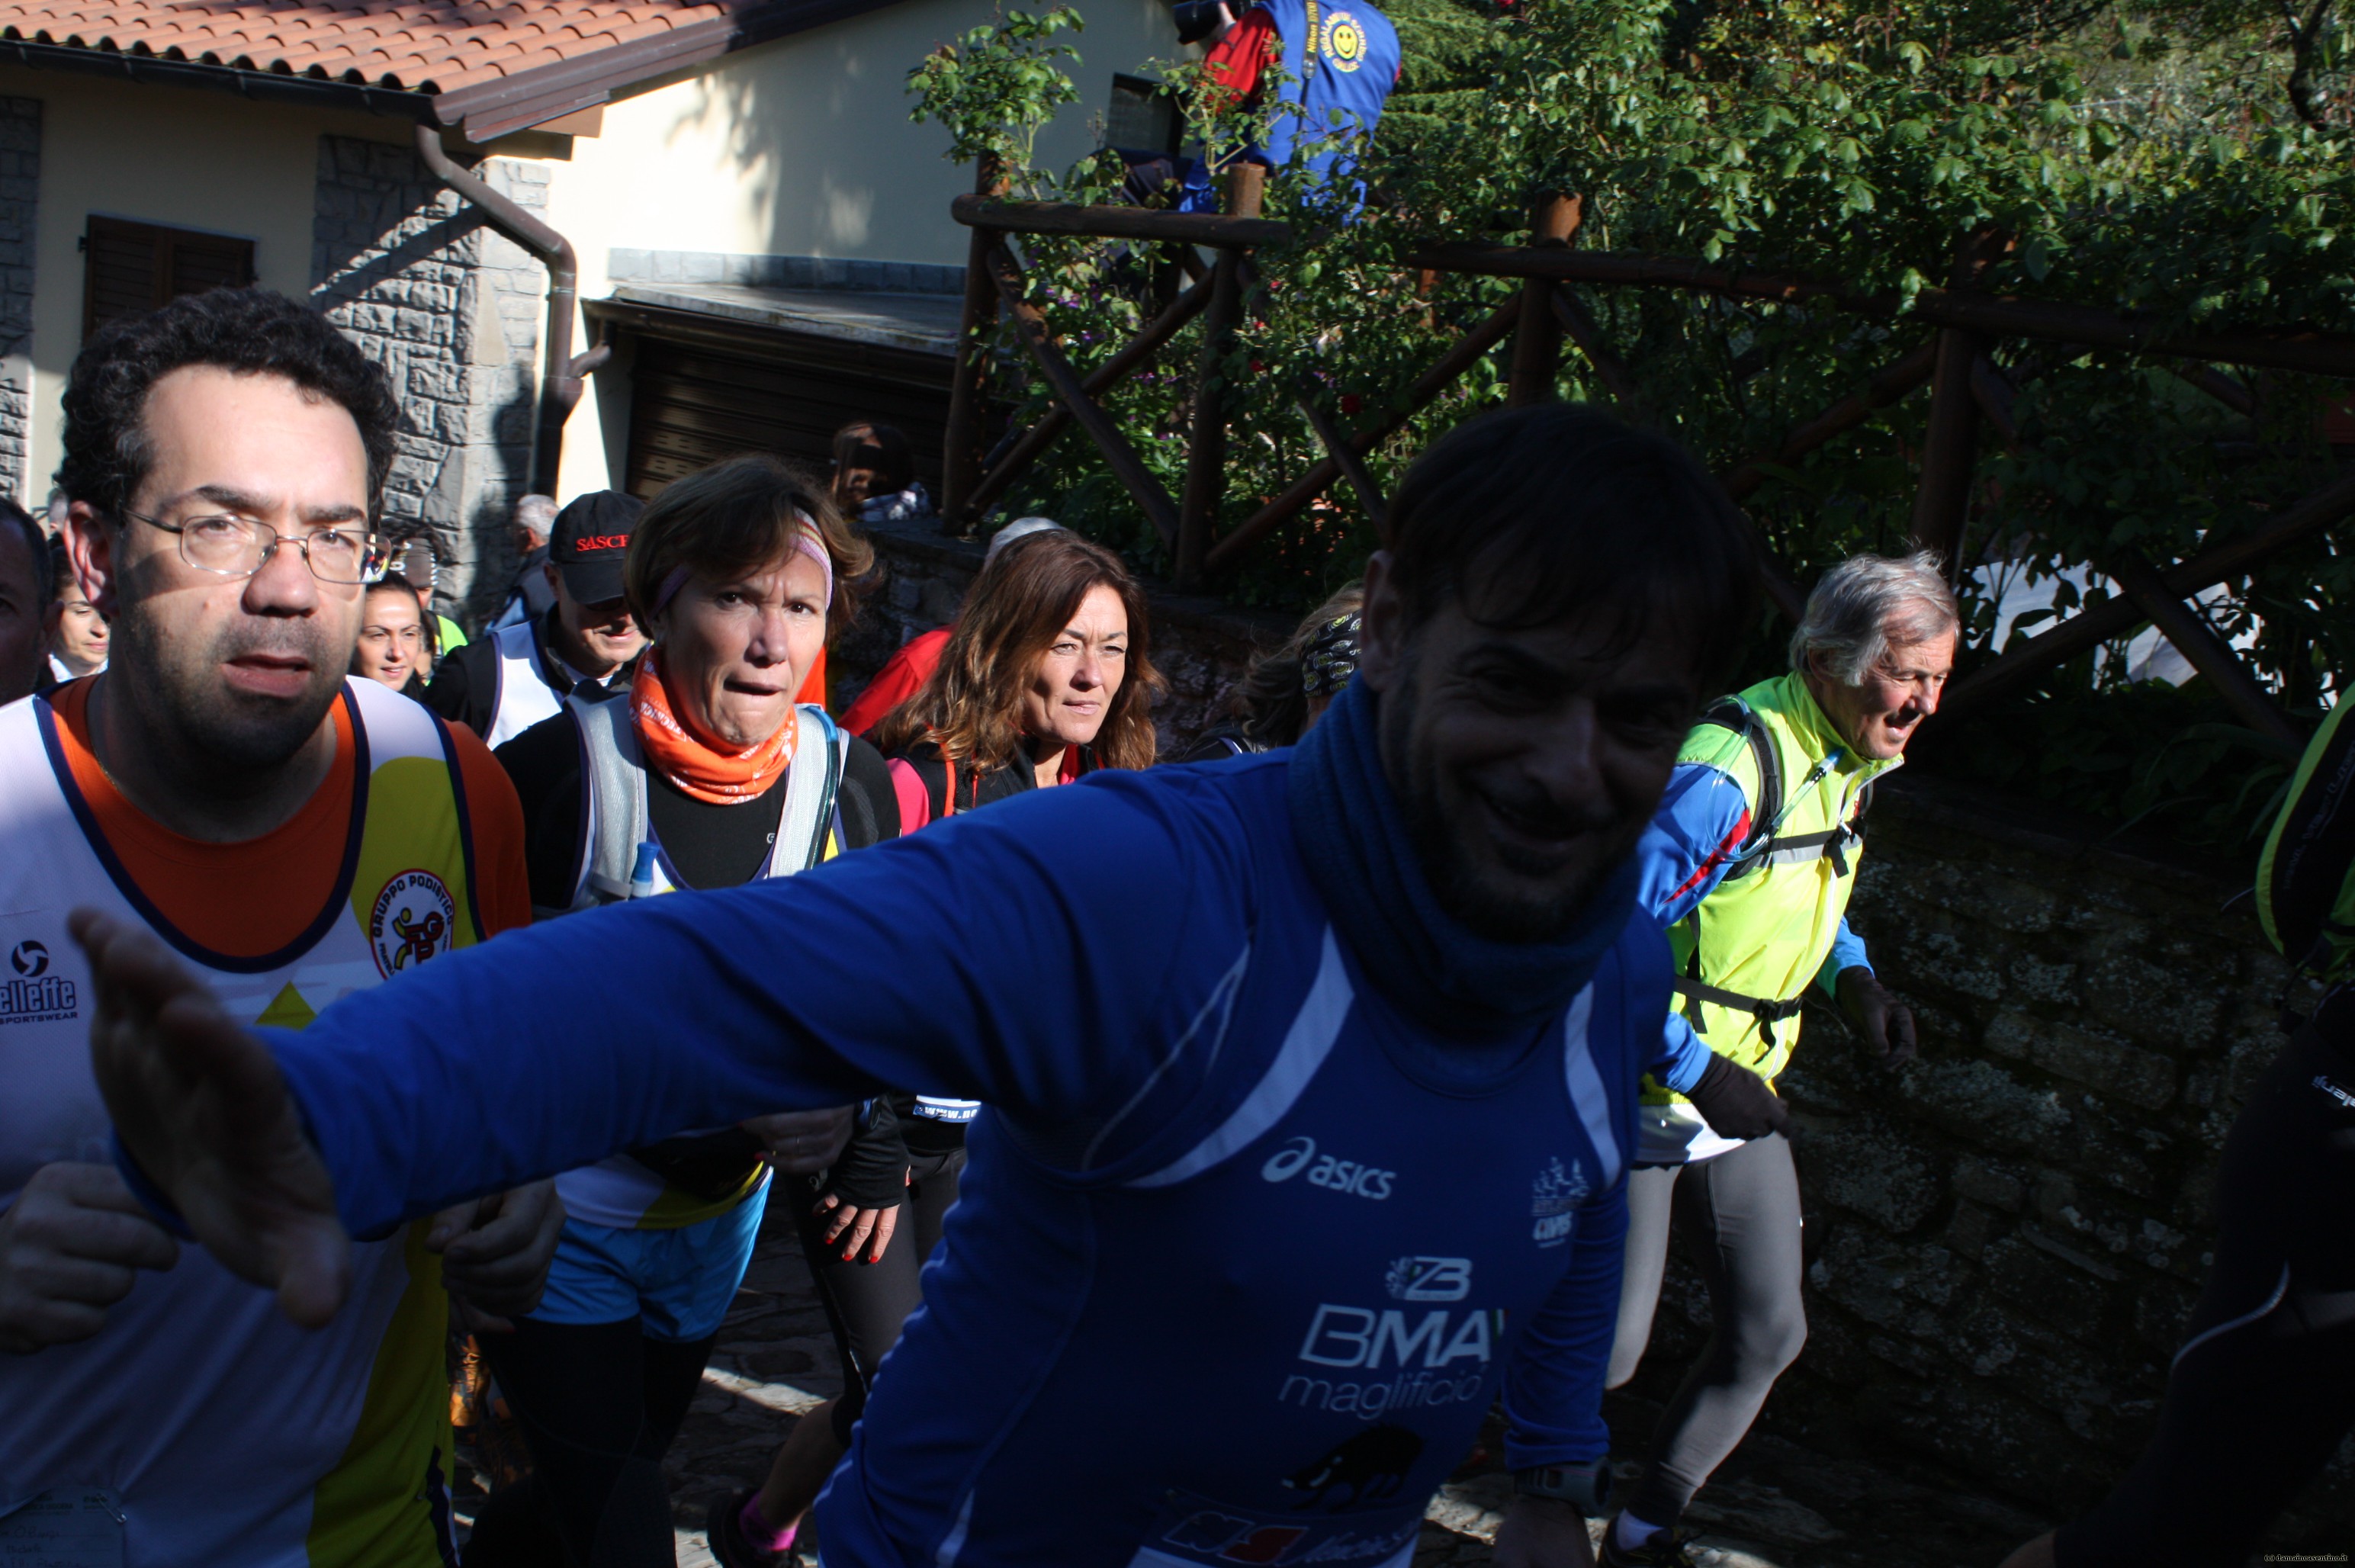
911, 0, 2352, 847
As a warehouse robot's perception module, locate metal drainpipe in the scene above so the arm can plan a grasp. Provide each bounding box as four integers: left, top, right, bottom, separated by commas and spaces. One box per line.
412, 120, 612, 496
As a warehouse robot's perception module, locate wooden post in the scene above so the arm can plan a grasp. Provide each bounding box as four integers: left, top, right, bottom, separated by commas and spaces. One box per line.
1942, 465, 2355, 718
1907, 326, 1982, 570
959, 273, 1214, 525
1175, 166, 1263, 588
982, 238, 1181, 546
940, 156, 1006, 524
1297, 390, 1386, 524
1206, 294, 1524, 574
2109, 552, 2302, 746
1723, 339, 1939, 501
1507, 194, 1580, 407
1550, 287, 1640, 410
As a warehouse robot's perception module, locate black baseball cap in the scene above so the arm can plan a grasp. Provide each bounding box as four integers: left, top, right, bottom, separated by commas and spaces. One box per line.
549, 491, 643, 605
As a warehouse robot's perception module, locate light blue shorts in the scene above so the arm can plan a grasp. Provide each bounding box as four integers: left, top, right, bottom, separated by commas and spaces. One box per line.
529, 1178, 769, 1342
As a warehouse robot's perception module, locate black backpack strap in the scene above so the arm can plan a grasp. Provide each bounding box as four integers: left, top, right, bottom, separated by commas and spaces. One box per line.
1672, 974, 1810, 1054
1694, 698, 1782, 883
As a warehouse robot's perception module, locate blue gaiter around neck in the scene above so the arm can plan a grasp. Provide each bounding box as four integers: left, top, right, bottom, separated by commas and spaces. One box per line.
1287, 676, 1641, 1041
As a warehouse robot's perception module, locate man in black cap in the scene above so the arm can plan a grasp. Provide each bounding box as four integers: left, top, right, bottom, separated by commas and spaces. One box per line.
428, 490, 647, 746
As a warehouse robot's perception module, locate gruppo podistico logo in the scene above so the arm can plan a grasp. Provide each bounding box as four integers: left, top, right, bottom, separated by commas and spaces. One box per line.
370, 869, 458, 978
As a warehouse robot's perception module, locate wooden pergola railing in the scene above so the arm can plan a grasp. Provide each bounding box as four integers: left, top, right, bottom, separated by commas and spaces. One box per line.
937, 172, 2355, 741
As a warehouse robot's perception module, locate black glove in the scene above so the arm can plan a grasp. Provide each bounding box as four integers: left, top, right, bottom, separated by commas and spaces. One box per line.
1835, 966, 1919, 1068
1686, 1053, 1790, 1141
820, 1100, 910, 1211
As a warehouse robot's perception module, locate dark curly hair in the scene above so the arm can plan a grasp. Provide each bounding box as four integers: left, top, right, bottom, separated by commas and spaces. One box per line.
56, 288, 401, 525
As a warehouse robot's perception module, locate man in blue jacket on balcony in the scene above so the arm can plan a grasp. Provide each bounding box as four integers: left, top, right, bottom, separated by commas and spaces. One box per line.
79, 405, 1768, 1568
1126, 0, 1402, 212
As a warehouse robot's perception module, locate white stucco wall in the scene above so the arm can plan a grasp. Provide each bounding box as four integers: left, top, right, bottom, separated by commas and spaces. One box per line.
0, 0, 1178, 509
0, 66, 413, 502
542, 0, 1178, 497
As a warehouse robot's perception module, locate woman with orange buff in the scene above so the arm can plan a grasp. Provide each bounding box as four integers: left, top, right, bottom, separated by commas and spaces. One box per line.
472, 455, 898, 1568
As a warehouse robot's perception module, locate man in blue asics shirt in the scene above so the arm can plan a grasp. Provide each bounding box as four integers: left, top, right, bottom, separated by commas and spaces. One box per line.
79, 405, 1762, 1568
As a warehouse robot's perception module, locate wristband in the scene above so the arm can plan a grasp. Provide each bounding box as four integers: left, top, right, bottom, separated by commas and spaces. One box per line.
1511, 1460, 1610, 1513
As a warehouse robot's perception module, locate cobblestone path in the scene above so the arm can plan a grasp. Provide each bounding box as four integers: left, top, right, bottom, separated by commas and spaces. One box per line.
458, 1206, 2052, 1568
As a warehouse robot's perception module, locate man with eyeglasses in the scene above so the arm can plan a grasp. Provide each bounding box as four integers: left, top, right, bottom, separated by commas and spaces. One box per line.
0, 287, 557, 1568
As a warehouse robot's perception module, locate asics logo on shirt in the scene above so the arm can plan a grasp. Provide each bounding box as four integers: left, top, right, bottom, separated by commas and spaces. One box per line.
1261, 1135, 1396, 1200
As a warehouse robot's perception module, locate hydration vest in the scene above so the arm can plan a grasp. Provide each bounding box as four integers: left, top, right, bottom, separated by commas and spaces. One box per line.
558, 689, 847, 910
1251, 0, 1400, 187
0, 679, 487, 1567
1656, 671, 1897, 1094
485, 617, 568, 748
547, 690, 850, 1228
2260, 696, 2355, 991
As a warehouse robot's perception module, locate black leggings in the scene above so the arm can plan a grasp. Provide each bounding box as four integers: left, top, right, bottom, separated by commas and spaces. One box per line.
790, 1145, 964, 1444
463, 1319, 715, 1568
1607, 1132, 1808, 1528
2057, 1002, 2355, 1567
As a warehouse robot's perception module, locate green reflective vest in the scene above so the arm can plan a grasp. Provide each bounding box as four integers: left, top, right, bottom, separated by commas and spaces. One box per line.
2259, 695, 2355, 987
1653, 670, 1900, 1100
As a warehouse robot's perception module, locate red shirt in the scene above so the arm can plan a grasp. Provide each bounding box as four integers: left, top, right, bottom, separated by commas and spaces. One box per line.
1203, 8, 1280, 104
840, 627, 953, 737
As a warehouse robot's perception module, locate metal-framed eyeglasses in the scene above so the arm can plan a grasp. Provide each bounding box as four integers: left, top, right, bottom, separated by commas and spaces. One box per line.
125, 510, 387, 586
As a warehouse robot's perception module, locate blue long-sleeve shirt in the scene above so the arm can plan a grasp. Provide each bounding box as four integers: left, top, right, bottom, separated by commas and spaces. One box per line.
233, 753, 1666, 1567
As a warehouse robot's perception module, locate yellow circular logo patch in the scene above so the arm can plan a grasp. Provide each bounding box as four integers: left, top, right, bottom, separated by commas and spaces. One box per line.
1322, 11, 1367, 71
370, 868, 456, 978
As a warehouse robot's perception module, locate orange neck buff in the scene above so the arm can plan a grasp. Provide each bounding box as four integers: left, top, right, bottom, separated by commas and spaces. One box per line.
631, 650, 798, 805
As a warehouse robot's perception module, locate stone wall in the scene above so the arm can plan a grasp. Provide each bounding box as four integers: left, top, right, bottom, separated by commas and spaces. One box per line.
311, 135, 547, 625
0, 97, 37, 507
1622, 772, 2344, 1549
838, 520, 2340, 1547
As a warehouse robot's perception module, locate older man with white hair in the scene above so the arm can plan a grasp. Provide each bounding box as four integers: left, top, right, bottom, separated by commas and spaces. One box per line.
1598, 551, 1957, 1567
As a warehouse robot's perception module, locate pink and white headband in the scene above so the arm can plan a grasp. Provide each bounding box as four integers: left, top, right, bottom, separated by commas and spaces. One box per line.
653, 509, 832, 615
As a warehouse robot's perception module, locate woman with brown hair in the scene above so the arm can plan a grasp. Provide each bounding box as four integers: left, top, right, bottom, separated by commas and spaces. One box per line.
708, 526, 1162, 1568
869, 528, 1161, 824
474, 454, 892, 1568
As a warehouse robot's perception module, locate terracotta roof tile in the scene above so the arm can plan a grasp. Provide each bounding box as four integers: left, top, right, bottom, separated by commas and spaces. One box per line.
0, 0, 744, 102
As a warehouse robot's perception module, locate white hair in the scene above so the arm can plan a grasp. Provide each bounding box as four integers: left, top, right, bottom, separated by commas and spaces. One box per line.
985, 516, 1063, 567
1789, 550, 1959, 686
515, 494, 558, 535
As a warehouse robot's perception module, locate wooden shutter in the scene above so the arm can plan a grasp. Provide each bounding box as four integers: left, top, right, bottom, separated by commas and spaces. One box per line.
623, 330, 953, 502
82, 217, 255, 343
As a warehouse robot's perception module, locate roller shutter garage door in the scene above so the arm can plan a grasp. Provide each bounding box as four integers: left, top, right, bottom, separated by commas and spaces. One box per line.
596, 301, 954, 502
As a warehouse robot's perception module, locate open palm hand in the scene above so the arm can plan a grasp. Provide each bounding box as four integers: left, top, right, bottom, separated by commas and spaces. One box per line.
73, 908, 352, 1329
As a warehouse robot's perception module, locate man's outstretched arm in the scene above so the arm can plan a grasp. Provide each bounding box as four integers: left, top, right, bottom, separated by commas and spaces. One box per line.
84, 778, 1222, 1316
